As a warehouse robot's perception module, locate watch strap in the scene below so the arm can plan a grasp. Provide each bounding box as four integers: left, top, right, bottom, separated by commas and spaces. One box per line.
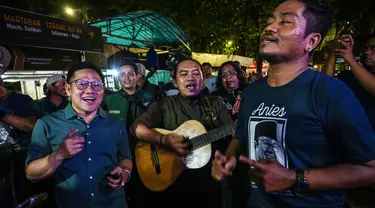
296, 169, 307, 185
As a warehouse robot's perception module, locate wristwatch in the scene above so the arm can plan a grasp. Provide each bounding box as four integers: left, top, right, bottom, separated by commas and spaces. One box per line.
292, 169, 310, 196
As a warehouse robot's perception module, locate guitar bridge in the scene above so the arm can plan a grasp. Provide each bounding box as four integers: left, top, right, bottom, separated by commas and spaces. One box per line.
150, 144, 161, 174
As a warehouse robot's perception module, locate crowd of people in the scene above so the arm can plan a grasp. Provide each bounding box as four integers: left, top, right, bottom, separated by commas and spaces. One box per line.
1, 0, 375, 208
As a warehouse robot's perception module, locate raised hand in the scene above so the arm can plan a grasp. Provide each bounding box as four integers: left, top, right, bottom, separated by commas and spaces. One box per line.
239, 156, 296, 192
211, 150, 236, 181
57, 129, 85, 160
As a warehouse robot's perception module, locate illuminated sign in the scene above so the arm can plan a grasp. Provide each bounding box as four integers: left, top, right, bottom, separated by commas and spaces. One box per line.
0, 6, 103, 52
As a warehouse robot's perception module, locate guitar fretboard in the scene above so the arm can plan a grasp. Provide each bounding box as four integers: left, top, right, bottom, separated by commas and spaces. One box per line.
190, 124, 235, 150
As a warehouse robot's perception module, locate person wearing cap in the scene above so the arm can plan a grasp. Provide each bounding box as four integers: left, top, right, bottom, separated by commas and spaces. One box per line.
35, 74, 68, 119
135, 63, 163, 100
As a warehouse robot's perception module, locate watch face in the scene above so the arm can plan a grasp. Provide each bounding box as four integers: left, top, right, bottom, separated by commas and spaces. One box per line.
294, 186, 309, 196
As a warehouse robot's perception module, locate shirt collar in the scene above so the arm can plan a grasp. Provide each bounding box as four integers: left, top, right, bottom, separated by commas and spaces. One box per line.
64, 102, 108, 120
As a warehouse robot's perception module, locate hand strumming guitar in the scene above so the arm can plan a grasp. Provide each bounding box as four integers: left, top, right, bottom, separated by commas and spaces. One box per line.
161, 134, 191, 156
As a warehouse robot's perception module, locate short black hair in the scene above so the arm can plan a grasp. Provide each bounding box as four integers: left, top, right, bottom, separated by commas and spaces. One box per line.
202, 62, 212, 67
118, 61, 138, 74
173, 59, 202, 79
67, 61, 104, 83
300, 0, 332, 45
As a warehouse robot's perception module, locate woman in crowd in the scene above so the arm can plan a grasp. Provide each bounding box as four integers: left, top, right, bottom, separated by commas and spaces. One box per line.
211, 61, 247, 120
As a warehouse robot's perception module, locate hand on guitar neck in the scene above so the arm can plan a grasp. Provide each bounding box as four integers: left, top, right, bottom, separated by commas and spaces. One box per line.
161, 134, 192, 156
211, 150, 237, 181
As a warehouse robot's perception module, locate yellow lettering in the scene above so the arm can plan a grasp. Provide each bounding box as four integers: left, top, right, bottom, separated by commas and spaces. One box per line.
4, 14, 11, 22
4, 14, 41, 27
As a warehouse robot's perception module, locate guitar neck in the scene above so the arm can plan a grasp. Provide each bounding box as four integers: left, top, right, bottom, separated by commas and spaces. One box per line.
190, 124, 235, 150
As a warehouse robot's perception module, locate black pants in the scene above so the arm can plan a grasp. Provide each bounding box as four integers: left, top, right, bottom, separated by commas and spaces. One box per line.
127, 165, 222, 208
0, 146, 14, 208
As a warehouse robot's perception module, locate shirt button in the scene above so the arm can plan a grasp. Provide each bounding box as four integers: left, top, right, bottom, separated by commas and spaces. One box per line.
87, 125, 90, 128
91, 193, 94, 197
89, 176, 93, 179
86, 132, 89, 136
88, 158, 92, 161
88, 141, 91, 144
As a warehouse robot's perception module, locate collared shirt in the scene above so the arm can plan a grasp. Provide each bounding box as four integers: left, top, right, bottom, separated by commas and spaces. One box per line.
135, 93, 233, 133
34, 96, 69, 118
26, 103, 132, 208
135, 93, 234, 161
134, 94, 233, 207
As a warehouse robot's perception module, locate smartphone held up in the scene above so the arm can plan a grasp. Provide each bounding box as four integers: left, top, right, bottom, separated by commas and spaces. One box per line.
326, 20, 351, 50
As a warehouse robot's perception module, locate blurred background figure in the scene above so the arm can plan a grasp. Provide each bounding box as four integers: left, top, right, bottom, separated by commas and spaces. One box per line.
34, 75, 68, 119
164, 67, 179, 96
202, 62, 217, 94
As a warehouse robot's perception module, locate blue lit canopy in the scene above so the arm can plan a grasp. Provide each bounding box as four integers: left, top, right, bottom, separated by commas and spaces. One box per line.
89, 11, 190, 48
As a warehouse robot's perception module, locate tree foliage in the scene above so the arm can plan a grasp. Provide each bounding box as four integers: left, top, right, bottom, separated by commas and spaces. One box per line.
2, 0, 374, 57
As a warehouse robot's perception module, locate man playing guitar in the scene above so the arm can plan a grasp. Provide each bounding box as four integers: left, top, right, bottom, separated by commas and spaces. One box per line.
130, 58, 234, 208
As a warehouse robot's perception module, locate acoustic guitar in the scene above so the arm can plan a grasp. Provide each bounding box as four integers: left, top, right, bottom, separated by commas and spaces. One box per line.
135, 120, 235, 191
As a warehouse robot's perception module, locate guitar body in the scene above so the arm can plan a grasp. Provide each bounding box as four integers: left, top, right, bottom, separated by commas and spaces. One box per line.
135, 120, 211, 192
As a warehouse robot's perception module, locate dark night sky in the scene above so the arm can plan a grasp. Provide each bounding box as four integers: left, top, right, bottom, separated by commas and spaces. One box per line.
1, 0, 119, 20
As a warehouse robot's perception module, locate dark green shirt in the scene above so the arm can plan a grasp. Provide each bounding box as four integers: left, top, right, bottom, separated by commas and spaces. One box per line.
135, 94, 233, 132
34, 97, 69, 118
102, 89, 153, 156
102, 89, 153, 127
26, 103, 131, 208
134, 94, 233, 207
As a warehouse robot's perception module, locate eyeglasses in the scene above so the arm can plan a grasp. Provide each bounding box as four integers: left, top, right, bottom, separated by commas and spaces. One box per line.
70, 79, 104, 92
361, 44, 375, 53
221, 71, 237, 78
119, 72, 136, 79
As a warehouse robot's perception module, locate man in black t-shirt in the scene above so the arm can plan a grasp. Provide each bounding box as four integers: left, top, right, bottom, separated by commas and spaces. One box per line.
130, 59, 234, 208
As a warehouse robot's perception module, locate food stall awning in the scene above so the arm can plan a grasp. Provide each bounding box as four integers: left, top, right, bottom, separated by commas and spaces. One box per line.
89, 11, 190, 48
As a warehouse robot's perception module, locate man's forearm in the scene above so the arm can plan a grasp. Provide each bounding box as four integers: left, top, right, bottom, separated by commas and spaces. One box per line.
130, 123, 161, 144
2, 114, 36, 133
118, 159, 132, 172
321, 54, 336, 76
25, 151, 64, 181
347, 58, 375, 96
225, 138, 242, 158
305, 162, 375, 190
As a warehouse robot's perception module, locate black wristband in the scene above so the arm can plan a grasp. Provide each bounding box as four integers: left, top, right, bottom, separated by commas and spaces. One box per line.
0, 109, 6, 120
